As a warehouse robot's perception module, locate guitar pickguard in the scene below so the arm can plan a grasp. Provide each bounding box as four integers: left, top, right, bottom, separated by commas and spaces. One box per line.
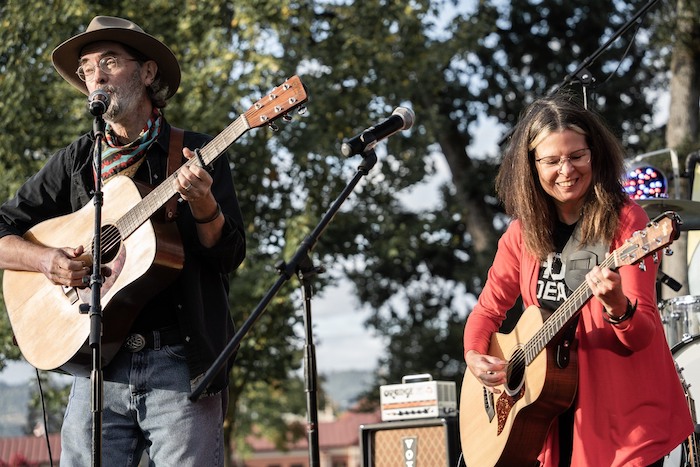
496, 385, 526, 434
75, 243, 127, 305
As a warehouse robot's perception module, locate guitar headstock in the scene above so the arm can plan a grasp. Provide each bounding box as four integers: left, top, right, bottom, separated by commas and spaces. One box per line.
245, 75, 308, 130
614, 211, 681, 268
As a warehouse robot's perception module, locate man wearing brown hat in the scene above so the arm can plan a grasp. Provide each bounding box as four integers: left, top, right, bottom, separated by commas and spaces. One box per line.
0, 16, 245, 465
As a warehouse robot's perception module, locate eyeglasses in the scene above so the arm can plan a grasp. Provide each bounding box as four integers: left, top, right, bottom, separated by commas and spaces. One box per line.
535, 148, 591, 169
76, 56, 138, 82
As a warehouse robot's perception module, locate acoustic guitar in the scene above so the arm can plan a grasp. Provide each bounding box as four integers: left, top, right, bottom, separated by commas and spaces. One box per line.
3, 76, 308, 376
459, 212, 680, 466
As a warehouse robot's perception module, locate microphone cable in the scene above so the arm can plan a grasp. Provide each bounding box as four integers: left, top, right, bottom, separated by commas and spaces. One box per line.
35, 368, 56, 467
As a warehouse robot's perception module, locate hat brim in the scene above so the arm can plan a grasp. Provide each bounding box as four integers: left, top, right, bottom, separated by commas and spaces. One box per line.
51, 27, 180, 99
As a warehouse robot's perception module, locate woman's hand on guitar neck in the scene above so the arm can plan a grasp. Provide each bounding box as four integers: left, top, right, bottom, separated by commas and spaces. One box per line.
466, 349, 508, 393
586, 265, 628, 318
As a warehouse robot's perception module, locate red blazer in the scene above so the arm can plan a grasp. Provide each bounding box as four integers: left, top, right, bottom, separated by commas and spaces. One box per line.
463, 202, 693, 466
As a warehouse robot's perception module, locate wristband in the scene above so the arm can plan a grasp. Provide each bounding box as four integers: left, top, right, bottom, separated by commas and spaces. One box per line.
603, 298, 637, 325
194, 203, 221, 224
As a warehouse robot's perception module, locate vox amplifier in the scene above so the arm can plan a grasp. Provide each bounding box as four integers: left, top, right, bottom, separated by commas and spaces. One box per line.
359, 417, 460, 467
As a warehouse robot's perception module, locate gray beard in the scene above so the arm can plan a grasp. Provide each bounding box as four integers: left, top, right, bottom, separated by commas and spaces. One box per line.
102, 69, 146, 125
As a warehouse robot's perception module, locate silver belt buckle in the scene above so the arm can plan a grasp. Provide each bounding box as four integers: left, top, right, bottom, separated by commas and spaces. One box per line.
124, 333, 146, 352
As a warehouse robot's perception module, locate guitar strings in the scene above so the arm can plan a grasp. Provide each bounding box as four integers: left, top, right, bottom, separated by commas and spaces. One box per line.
85, 78, 301, 257
506, 249, 621, 381
87, 117, 251, 259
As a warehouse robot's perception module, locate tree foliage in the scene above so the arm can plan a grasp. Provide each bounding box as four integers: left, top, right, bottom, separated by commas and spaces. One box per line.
254, 0, 676, 392
0, 0, 694, 462
25, 373, 71, 436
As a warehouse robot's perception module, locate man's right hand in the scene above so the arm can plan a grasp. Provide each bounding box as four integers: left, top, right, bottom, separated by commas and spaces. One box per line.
38, 245, 91, 287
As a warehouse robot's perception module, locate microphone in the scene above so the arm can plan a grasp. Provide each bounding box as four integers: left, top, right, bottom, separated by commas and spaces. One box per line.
657, 271, 682, 292
87, 89, 111, 116
341, 107, 415, 157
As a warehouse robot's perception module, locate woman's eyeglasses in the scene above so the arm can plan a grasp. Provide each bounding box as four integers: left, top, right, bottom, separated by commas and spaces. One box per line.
535, 148, 591, 169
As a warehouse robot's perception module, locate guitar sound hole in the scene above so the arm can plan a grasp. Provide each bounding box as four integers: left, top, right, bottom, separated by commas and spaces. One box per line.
96, 224, 122, 263
505, 347, 525, 396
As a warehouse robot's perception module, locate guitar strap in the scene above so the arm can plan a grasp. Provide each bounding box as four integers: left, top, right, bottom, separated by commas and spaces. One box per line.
562, 223, 609, 292
164, 126, 184, 221
553, 224, 610, 366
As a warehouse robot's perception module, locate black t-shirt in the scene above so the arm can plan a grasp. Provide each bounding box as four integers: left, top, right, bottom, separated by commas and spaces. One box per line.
537, 220, 576, 312
537, 219, 577, 466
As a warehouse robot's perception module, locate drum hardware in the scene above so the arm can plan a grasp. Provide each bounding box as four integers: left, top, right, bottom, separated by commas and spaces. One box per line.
659, 271, 684, 292
678, 361, 699, 467
661, 296, 700, 349
666, 337, 700, 466
639, 200, 700, 231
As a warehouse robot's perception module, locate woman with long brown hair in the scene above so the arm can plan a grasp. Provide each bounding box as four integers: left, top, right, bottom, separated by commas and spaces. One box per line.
463, 94, 692, 466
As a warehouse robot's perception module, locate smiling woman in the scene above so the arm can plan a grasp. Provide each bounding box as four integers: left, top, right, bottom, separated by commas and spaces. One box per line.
461, 93, 693, 467
532, 131, 592, 225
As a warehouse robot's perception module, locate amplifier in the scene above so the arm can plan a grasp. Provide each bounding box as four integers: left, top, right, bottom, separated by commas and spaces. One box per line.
380, 374, 457, 422
359, 417, 460, 467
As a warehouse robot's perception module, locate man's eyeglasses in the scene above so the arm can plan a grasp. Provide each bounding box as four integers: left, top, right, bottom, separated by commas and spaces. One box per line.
76, 56, 138, 82
535, 148, 591, 169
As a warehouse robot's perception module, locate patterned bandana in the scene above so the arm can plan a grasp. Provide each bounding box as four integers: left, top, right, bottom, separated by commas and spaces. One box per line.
100, 108, 162, 181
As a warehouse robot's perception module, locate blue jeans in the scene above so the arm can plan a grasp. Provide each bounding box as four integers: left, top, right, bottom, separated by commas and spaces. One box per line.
60, 343, 224, 467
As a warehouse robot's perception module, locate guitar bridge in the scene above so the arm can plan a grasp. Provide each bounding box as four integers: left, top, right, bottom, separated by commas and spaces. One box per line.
62, 285, 79, 305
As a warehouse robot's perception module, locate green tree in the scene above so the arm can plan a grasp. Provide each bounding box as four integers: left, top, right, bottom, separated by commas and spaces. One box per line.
0, 1, 308, 463
25, 373, 71, 436
249, 0, 670, 393
0, 0, 685, 464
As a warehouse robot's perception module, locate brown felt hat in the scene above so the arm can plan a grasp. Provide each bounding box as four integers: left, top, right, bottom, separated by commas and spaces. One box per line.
51, 16, 180, 98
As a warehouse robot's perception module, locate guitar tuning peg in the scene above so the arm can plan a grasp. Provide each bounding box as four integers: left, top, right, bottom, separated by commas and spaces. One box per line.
638, 261, 647, 272
297, 106, 308, 115
664, 247, 674, 256
282, 113, 293, 122
652, 252, 659, 264
268, 123, 280, 132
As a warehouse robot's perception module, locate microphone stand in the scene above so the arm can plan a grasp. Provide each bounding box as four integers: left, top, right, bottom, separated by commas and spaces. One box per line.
81, 112, 107, 467
498, 0, 662, 146
291, 254, 324, 467
191, 149, 379, 467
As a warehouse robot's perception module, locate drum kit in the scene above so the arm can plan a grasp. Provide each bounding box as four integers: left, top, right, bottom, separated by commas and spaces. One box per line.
637, 199, 700, 467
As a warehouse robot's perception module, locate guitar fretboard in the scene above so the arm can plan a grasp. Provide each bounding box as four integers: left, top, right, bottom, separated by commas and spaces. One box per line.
114, 115, 251, 239
524, 243, 634, 365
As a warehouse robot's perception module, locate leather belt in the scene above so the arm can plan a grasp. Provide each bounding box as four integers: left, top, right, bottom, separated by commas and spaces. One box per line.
123, 326, 182, 353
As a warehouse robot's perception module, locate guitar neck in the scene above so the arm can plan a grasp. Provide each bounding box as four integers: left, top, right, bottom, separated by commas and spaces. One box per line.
525, 252, 618, 364
115, 116, 251, 237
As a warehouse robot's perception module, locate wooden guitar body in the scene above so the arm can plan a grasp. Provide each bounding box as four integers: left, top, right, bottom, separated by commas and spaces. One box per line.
3, 176, 183, 376
459, 305, 577, 466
